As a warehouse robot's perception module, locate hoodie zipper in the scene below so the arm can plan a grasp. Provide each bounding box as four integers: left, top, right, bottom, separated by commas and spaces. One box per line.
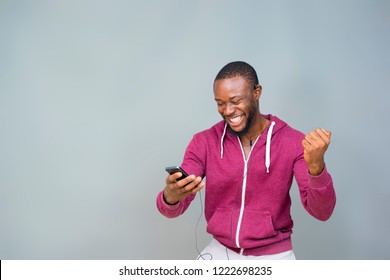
220, 121, 276, 255
235, 136, 259, 254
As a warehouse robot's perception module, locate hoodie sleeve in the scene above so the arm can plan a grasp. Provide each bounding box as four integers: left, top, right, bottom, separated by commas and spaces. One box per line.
156, 134, 206, 218
156, 191, 196, 218
294, 151, 336, 221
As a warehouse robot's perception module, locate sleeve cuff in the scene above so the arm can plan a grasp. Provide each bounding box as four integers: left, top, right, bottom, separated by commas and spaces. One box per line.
308, 165, 332, 189
158, 191, 181, 211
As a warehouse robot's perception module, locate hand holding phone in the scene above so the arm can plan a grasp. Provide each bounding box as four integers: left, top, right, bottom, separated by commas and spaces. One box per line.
163, 165, 205, 205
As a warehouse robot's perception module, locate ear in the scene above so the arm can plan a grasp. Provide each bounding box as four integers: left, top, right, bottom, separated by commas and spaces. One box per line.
254, 84, 262, 101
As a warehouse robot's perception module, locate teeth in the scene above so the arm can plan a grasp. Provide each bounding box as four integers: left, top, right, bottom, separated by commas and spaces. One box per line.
230, 116, 241, 123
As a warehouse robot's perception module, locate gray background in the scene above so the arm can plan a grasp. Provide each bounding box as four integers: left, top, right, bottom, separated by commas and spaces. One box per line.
0, 0, 389, 259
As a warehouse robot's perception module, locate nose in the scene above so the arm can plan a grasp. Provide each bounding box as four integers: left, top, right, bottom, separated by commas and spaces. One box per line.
223, 102, 235, 116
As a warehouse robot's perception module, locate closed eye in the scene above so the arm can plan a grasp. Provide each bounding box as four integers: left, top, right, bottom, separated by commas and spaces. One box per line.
230, 98, 242, 105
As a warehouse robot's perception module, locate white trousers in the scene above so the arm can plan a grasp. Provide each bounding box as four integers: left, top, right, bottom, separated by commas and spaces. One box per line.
197, 238, 296, 260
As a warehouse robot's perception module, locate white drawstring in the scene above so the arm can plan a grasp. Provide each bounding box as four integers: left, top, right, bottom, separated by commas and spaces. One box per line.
265, 121, 276, 173
220, 123, 227, 159
220, 120, 275, 173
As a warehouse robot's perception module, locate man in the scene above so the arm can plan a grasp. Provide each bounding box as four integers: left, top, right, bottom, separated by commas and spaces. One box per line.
156, 61, 336, 260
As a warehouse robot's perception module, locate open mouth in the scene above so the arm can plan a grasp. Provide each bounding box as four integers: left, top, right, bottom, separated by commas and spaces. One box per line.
227, 115, 243, 127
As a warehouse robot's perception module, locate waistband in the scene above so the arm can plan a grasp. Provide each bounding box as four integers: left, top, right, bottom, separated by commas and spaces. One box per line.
224, 237, 293, 256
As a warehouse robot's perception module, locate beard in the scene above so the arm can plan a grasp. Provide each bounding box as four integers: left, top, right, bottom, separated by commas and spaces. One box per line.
226, 102, 258, 137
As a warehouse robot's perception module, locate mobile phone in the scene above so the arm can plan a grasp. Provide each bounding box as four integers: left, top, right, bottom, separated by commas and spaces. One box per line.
165, 166, 189, 181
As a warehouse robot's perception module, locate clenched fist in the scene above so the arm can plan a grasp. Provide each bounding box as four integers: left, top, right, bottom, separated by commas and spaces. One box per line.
302, 128, 331, 176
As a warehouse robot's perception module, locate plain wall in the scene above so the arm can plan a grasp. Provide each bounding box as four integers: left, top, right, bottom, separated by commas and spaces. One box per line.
0, 0, 389, 259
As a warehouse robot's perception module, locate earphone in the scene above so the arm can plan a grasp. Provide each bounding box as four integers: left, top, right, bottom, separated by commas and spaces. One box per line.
195, 189, 213, 260
195, 167, 248, 260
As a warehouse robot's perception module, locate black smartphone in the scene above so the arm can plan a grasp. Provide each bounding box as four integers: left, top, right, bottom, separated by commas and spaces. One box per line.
165, 166, 189, 181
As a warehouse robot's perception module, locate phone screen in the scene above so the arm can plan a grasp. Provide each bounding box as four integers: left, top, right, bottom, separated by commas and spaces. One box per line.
165, 166, 188, 180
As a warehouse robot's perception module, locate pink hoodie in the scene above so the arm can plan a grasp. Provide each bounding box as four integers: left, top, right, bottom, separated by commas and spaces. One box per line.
156, 114, 336, 256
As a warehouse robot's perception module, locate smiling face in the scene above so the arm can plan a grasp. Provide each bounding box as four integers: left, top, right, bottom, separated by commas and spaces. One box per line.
214, 76, 261, 137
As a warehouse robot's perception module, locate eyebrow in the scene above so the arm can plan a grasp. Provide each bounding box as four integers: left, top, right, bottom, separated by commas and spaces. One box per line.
214, 95, 241, 102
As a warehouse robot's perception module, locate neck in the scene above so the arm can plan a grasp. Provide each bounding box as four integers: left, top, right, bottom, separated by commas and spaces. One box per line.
240, 114, 269, 146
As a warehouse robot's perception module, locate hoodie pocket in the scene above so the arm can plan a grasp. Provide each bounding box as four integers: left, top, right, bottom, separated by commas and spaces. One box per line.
206, 208, 277, 248
206, 208, 238, 246
240, 209, 277, 245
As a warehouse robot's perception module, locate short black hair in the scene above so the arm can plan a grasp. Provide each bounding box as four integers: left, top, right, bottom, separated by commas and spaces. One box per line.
214, 61, 259, 87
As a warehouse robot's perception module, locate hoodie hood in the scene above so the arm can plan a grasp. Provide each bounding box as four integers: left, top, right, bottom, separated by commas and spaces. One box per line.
220, 114, 285, 173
